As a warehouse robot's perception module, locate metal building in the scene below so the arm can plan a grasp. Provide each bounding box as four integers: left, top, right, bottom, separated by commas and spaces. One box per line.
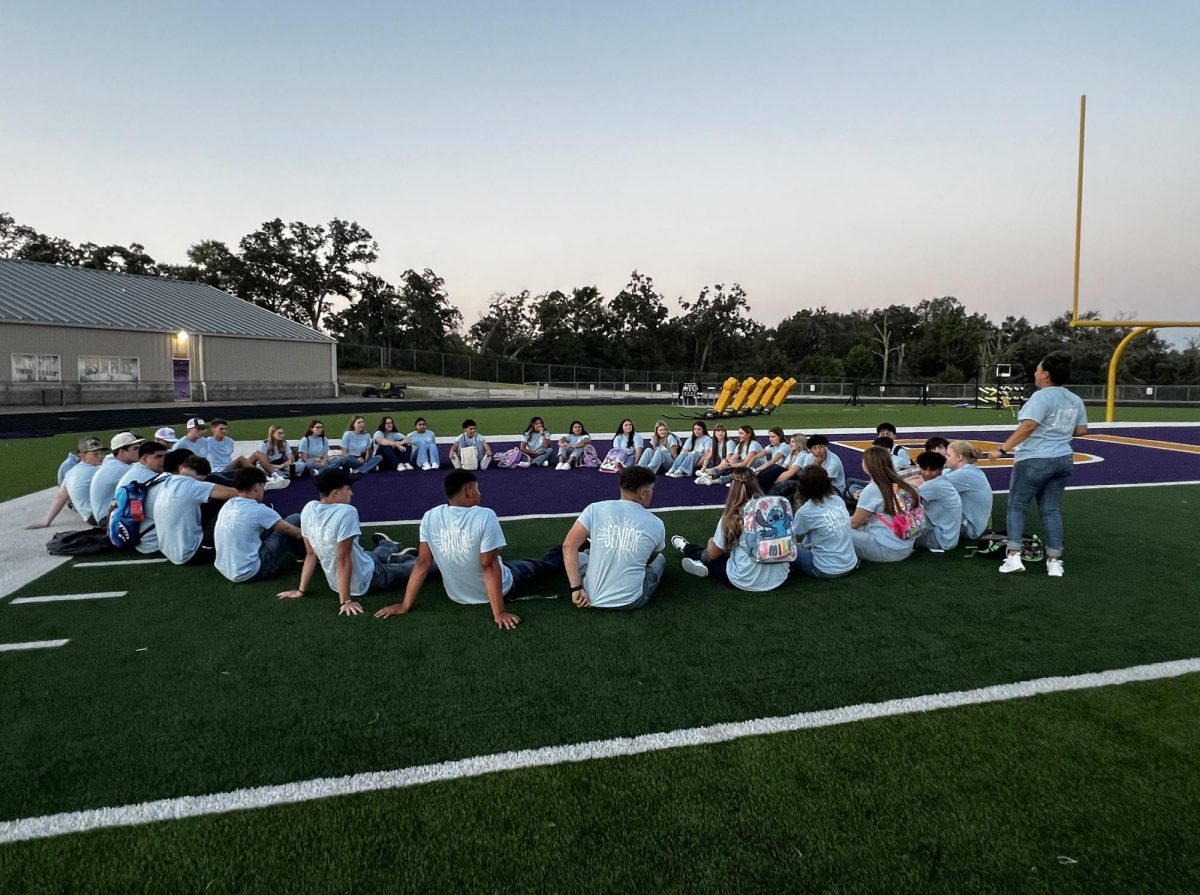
0, 258, 337, 405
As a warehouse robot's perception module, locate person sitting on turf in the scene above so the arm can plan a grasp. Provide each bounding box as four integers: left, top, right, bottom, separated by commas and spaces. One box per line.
944, 440, 993, 540
449, 418, 493, 469
696, 425, 763, 486
143, 455, 238, 565
561, 465, 666, 610
258, 424, 300, 481
115, 441, 168, 495
637, 420, 679, 473
154, 427, 179, 448
924, 436, 950, 456
518, 416, 555, 468
697, 424, 731, 478
89, 431, 144, 527
665, 421, 712, 478
176, 418, 214, 458
790, 466, 858, 580
297, 420, 333, 475
207, 418, 284, 483
374, 470, 564, 629
849, 446, 923, 563
373, 416, 414, 471
876, 421, 914, 472
913, 451, 962, 552
556, 420, 593, 470
610, 418, 645, 466
26, 436, 107, 530
56, 447, 80, 485
337, 415, 383, 475
757, 431, 807, 495
802, 435, 846, 496
408, 417, 441, 470
278, 467, 418, 614
214, 467, 304, 583
673, 468, 790, 592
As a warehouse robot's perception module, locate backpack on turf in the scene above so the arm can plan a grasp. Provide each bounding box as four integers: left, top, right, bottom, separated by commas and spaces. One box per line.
741, 495, 797, 563
108, 474, 168, 549
599, 448, 629, 474
494, 447, 523, 468
969, 530, 1043, 562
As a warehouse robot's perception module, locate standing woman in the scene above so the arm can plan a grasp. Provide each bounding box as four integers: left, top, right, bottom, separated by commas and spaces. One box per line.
849, 446, 923, 563
374, 416, 413, 471
260, 424, 304, 479
556, 421, 592, 470
519, 417, 554, 468
638, 420, 679, 473
944, 440, 993, 540
672, 469, 789, 592
666, 422, 712, 478
339, 416, 383, 474
297, 420, 332, 475
987, 351, 1087, 577
408, 418, 440, 470
611, 418, 644, 464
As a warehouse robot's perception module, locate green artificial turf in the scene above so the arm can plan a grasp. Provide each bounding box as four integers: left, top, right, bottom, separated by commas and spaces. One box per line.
2, 673, 1198, 894
1, 487, 1198, 829
2, 402, 1198, 503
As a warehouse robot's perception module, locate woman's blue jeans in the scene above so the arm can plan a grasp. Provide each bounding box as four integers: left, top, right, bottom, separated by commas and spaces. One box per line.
1006, 455, 1073, 557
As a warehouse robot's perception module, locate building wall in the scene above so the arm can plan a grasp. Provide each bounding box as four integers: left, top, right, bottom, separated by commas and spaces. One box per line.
0, 322, 173, 382
200, 336, 334, 384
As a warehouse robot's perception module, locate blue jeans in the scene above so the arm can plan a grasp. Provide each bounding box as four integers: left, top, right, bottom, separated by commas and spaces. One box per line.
412, 441, 440, 467
367, 541, 418, 593
338, 455, 383, 475
1006, 454, 1073, 557
502, 546, 564, 601
375, 444, 412, 470
528, 448, 555, 467
248, 513, 305, 581
639, 445, 673, 473
668, 452, 701, 475
790, 546, 857, 579
577, 550, 665, 609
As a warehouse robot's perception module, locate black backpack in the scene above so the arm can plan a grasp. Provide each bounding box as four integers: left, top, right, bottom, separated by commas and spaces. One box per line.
967, 530, 1044, 562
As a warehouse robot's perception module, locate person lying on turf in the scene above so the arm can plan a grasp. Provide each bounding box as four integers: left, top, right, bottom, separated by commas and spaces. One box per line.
561, 465, 666, 611
278, 467, 417, 615
374, 469, 563, 629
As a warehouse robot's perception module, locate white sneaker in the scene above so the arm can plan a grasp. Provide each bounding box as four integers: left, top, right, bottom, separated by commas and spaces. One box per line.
671, 535, 688, 552
695, 475, 712, 486
999, 554, 1026, 574
557, 462, 570, 471
264, 473, 290, 490
403, 463, 413, 471
518, 460, 531, 468
682, 558, 709, 578
1046, 558, 1064, 578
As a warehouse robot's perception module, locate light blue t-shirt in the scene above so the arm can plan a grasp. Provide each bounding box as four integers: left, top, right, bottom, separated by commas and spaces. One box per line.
729, 440, 763, 464
298, 435, 329, 460
375, 430, 407, 446
680, 434, 713, 456
215, 496, 284, 582
341, 431, 374, 459
176, 435, 210, 459
856, 481, 916, 554
577, 499, 666, 608
804, 451, 846, 493
117, 462, 160, 493
712, 521, 790, 592
259, 441, 290, 464
792, 497, 858, 575
767, 443, 789, 461
612, 433, 644, 454
917, 474, 962, 550
206, 436, 235, 471
64, 462, 100, 525
523, 430, 551, 452
300, 501, 375, 596
90, 455, 132, 522
1016, 386, 1088, 461
57, 453, 80, 485
408, 429, 437, 447
146, 475, 217, 564
945, 464, 993, 539
560, 433, 589, 452
648, 433, 679, 451
892, 446, 914, 471
456, 433, 488, 451
420, 504, 512, 604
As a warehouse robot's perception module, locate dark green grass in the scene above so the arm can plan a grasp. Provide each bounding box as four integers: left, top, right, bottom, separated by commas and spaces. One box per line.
2, 402, 1198, 502
2, 674, 1198, 894
1, 487, 1198, 826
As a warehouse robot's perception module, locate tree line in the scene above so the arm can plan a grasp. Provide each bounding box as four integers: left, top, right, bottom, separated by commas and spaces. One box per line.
3, 210, 1197, 385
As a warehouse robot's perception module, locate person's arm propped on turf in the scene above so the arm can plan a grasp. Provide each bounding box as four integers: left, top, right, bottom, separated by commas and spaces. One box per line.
562, 519, 590, 608
278, 538, 318, 600
375, 542, 434, 619
482, 548, 520, 629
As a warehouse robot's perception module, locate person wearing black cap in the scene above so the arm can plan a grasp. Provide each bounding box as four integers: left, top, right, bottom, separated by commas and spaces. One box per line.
277, 467, 417, 615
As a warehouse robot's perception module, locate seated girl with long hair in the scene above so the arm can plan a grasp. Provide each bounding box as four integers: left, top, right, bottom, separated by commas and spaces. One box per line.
519, 417, 555, 468
610, 418, 644, 464
849, 446, 923, 563
638, 420, 679, 473
697, 424, 730, 477
373, 416, 413, 471
259, 424, 305, 479
671, 468, 790, 592
556, 421, 593, 469
791, 466, 858, 579
757, 432, 807, 495
665, 422, 712, 478
696, 425, 763, 485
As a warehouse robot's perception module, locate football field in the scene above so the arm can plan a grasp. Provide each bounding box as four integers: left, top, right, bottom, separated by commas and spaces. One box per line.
1, 406, 1199, 893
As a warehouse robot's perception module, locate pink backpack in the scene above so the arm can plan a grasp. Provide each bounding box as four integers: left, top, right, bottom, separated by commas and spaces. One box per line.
874, 483, 925, 540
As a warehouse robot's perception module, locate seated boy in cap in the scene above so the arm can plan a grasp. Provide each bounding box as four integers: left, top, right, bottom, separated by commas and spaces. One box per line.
90, 432, 145, 527
26, 437, 109, 529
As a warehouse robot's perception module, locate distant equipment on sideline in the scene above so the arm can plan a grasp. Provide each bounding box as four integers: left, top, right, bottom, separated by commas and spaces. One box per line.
669, 374, 797, 419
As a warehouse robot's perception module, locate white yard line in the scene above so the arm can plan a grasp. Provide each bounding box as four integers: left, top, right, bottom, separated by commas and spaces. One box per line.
1, 657, 1196, 845
9, 591, 126, 605
0, 639, 69, 653
73, 558, 168, 568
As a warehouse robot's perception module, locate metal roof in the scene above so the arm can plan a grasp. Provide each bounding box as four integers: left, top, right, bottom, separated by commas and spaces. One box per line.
0, 258, 334, 344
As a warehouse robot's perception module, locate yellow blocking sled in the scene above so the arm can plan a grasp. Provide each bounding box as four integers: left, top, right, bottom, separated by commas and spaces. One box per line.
727, 377, 758, 412
756, 376, 784, 410
744, 376, 772, 411
711, 377, 740, 415
770, 377, 797, 410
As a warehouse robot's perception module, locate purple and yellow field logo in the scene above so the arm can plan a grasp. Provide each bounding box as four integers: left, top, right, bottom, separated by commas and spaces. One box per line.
835, 439, 1100, 467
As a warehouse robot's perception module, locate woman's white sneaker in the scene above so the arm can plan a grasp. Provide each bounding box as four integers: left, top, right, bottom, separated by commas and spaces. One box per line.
1046, 558, 1064, 577
682, 558, 709, 577
999, 554, 1026, 574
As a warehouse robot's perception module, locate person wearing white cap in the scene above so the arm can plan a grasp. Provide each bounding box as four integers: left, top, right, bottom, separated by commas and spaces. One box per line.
154, 427, 179, 447
90, 432, 144, 526
176, 418, 210, 458
26, 437, 109, 529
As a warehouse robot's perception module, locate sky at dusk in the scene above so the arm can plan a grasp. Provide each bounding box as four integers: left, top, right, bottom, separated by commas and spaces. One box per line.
3, 1, 1198, 343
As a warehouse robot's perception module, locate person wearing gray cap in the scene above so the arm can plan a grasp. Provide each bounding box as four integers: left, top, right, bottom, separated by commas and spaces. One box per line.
90, 432, 144, 526
26, 437, 109, 530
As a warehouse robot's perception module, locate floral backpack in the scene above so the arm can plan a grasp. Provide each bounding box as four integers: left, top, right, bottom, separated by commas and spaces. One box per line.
493, 447, 523, 468
599, 448, 629, 474
874, 483, 925, 540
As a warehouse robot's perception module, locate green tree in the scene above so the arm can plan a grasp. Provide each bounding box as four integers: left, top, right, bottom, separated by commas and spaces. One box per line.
677, 282, 761, 373
468, 290, 536, 359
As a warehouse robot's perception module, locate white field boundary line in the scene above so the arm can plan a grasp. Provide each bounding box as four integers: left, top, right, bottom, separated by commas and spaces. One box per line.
9, 591, 126, 605
2, 657, 1197, 845
73, 558, 168, 568
0, 639, 69, 653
